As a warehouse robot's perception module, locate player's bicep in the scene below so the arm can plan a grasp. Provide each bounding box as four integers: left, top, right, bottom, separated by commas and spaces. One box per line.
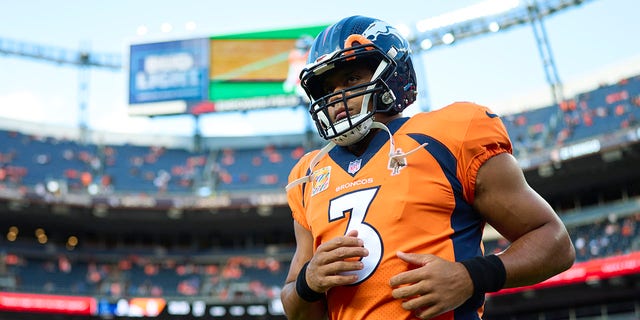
473, 153, 558, 242
284, 220, 315, 284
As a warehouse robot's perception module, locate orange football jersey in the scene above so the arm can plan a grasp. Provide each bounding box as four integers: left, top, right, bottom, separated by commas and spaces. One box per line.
287, 102, 513, 320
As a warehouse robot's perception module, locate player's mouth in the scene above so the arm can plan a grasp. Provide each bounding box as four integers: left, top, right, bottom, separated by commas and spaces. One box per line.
334, 107, 350, 122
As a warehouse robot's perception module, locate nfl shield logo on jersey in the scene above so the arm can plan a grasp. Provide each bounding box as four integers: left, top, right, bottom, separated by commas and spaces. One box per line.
348, 159, 362, 174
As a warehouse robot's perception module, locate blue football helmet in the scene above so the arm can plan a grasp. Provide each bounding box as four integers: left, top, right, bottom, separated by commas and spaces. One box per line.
300, 15, 417, 146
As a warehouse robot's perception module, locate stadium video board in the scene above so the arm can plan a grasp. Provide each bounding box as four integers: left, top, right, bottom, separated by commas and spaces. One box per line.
129, 38, 210, 106
128, 24, 328, 116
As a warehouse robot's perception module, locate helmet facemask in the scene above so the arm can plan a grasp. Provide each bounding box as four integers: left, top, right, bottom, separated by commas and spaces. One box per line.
301, 44, 396, 146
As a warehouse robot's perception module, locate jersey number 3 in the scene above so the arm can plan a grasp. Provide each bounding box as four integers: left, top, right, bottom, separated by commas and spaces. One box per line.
328, 187, 382, 284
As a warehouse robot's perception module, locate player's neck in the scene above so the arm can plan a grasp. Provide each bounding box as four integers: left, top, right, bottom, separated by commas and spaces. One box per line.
346, 132, 376, 156
345, 113, 402, 156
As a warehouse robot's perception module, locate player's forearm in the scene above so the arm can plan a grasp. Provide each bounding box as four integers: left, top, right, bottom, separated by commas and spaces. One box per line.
499, 220, 575, 288
281, 281, 328, 320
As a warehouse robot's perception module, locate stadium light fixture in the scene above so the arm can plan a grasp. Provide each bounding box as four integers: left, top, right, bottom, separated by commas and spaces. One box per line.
66, 236, 79, 251
67, 236, 78, 246
442, 33, 456, 45
136, 25, 148, 36
37, 234, 48, 244
420, 39, 433, 51
489, 21, 501, 32
415, 0, 521, 32
6, 226, 18, 242
161, 22, 173, 33
185, 21, 197, 32
395, 23, 415, 42
6, 231, 16, 242
35, 228, 48, 244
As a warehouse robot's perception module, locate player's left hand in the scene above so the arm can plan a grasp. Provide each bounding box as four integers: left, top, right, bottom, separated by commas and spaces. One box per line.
389, 251, 474, 319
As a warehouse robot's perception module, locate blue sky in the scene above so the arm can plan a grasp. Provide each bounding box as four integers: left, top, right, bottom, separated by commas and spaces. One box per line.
0, 0, 639, 137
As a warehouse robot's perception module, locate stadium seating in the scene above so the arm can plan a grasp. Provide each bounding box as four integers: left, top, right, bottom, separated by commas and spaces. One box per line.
102, 144, 207, 194
215, 145, 305, 192
0, 75, 637, 196
0, 132, 307, 195
484, 211, 640, 263
0, 72, 639, 305
0, 209, 637, 299
502, 74, 640, 157
0, 247, 290, 301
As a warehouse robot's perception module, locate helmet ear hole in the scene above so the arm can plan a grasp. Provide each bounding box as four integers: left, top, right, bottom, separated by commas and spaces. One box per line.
381, 91, 395, 105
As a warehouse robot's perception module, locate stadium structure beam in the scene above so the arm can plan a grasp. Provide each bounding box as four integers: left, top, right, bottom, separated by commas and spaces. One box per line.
0, 37, 122, 140
0, 37, 122, 70
407, 0, 593, 108
409, 0, 593, 53
527, 0, 564, 104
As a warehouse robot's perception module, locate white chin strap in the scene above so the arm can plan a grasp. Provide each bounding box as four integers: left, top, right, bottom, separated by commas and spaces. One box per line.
285, 121, 427, 192
330, 116, 372, 146
285, 140, 336, 192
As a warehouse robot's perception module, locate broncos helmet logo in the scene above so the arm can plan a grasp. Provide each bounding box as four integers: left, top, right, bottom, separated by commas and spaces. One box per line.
361, 21, 404, 44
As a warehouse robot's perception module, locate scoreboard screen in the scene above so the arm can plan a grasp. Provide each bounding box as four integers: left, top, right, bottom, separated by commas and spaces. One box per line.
128, 24, 328, 116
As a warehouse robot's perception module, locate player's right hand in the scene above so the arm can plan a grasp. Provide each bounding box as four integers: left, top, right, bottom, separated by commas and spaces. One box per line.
305, 229, 369, 293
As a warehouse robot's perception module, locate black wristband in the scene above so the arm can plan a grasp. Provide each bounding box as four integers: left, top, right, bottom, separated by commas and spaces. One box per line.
460, 254, 506, 294
295, 261, 324, 302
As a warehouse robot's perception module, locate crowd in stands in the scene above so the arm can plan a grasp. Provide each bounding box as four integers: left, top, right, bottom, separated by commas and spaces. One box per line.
503, 74, 640, 158
0, 248, 288, 302
0, 74, 638, 196
0, 131, 307, 195
485, 212, 640, 263
0, 211, 637, 301
213, 144, 307, 192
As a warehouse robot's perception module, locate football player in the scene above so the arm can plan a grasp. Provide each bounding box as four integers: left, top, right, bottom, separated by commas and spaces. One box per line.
281, 15, 575, 320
